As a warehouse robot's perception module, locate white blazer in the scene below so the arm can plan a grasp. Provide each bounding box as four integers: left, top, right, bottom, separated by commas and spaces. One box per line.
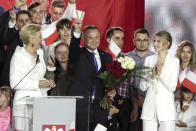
140, 53, 180, 121
10, 46, 49, 106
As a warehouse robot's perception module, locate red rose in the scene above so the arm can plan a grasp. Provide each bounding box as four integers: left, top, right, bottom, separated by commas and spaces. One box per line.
106, 63, 112, 71
115, 62, 121, 69
114, 71, 122, 78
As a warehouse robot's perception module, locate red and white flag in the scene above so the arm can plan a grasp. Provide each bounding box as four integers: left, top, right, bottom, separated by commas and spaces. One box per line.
68, 121, 75, 131
108, 39, 121, 59
41, 22, 58, 46
177, 68, 196, 93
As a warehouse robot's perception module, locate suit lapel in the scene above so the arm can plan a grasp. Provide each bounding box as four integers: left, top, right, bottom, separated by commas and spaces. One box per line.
98, 49, 105, 73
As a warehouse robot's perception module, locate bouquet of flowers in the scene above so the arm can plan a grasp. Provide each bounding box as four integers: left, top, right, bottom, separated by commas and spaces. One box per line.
98, 56, 149, 109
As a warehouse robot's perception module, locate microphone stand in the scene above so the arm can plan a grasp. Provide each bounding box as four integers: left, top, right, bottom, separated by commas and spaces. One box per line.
87, 94, 91, 131
87, 85, 95, 131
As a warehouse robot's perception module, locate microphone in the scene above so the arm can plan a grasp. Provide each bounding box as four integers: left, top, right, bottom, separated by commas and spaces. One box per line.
36, 55, 39, 64
50, 55, 55, 64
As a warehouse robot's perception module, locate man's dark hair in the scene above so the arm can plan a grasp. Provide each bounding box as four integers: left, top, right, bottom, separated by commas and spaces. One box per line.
134, 28, 149, 38
105, 27, 124, 39
83, 25, 100, 35
51, 0, 65, 9
28, 2, 41, 11
56, 18, 72, 32
16, 10, 31, 21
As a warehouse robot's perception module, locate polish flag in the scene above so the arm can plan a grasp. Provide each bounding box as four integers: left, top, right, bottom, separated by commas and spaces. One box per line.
181, 71, 196, 93
41, 22, 58, 46
107, 39, 121, 59
176, 68, 187, 88
68, 121, 75, 131
177, 69, 196, 93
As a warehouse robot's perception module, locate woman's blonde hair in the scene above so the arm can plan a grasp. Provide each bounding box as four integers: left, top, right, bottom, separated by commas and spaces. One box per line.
20, 24, 41, 45
176, 40, 196, 71
0, 86, 11, 104
154, 30, 172, 49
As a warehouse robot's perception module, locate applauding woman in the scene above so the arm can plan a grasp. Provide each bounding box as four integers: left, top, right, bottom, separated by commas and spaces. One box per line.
10, 24, 55, 131
140, 31, 180, 131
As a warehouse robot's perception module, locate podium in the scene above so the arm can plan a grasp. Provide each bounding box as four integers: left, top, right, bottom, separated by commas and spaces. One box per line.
26, 96, 83, 131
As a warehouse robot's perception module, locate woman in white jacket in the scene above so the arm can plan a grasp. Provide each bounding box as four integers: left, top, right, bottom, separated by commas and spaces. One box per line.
10, 24, 55, 131
140, 30, 180, 131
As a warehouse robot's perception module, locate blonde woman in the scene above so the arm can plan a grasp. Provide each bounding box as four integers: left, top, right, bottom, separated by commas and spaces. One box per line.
140, 31, 180, 131
10, 24, 55, 131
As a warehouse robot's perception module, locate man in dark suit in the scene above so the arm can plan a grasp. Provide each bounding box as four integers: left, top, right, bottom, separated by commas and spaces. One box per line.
68, 24, 113, 131
0, 0, 28, 86
0, 10, 31, 86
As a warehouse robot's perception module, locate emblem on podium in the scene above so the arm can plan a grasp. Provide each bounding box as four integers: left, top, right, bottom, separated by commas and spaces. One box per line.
43, 125, 65, 131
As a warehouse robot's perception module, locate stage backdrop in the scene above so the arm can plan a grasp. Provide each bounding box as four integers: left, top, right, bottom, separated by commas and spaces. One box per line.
0, 0, 144, 52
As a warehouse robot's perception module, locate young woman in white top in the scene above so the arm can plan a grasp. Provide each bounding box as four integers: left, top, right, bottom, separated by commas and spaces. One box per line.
10, 24, 55, 131
176, 85, 196, 131
140, 30, 180, 131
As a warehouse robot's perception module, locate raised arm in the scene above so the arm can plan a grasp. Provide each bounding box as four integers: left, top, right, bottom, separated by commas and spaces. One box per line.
69, 11, 84, 64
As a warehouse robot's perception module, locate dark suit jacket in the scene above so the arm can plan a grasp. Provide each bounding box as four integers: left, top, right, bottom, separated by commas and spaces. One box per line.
0, 11, 23, 86
68, 35, 112, 131
68, 35, 112, 99
0, 10, 10, 77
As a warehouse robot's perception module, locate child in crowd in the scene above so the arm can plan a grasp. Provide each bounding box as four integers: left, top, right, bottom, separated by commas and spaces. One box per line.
176, 85, 196, 131
0, 86, 11, 131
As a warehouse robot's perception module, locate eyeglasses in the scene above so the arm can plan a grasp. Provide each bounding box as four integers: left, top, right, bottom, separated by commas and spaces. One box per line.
135, 39, 149, 43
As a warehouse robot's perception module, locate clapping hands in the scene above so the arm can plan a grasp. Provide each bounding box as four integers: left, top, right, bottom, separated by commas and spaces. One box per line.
150, 60, 163, 79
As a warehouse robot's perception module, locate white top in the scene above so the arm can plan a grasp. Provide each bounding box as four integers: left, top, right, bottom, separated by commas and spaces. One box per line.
176, 100, 196, 131
140, 53, 180, 121
10, 46, 50, 106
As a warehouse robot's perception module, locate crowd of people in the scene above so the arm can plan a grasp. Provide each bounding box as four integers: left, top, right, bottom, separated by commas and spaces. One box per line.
0, 0, 196, 131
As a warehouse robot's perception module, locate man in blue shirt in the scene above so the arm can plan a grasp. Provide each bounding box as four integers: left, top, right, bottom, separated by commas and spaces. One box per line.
126, 28, 154, 131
